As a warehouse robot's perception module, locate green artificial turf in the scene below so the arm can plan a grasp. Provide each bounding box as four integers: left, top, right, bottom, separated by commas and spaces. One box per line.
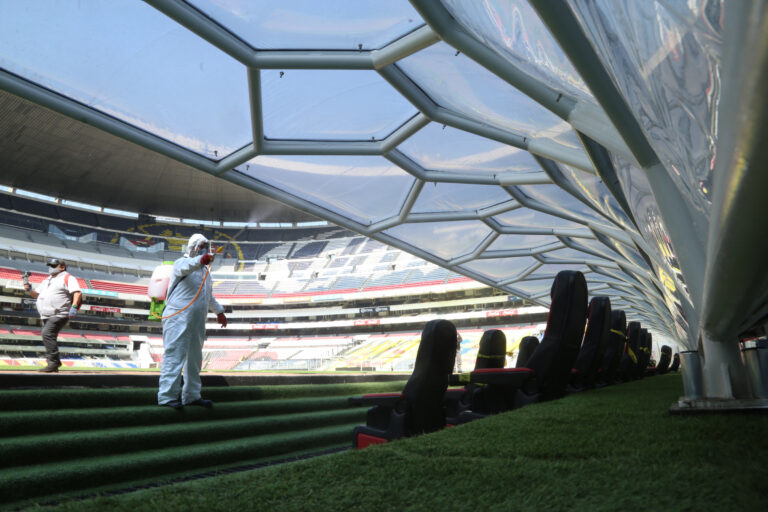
0, 407, 366, 468
0, 381, 406, 411
1, 422, 360, 508
26, 374, 768, 512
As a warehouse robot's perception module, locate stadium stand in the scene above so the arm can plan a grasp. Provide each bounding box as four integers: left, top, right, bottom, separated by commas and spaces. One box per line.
3, 193, 658, 374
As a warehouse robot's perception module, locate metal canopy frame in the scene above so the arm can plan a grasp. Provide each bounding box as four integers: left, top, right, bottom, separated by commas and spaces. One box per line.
1, 0, 765, 402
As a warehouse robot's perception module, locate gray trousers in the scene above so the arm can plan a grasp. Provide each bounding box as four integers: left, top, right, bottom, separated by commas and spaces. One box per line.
41, 316, 69, 367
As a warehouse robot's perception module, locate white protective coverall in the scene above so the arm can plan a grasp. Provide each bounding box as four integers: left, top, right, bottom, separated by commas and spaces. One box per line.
158, 234, 224, 405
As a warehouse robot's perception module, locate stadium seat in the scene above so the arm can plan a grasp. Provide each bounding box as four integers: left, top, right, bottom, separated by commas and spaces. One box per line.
617, 322, 642, 382
636, 329, 652, 379
515, 336, 539, 368
444, 329, 511, 422
569, 296, 611, 392
595, 310, 627, 386
446, 270, 589, 417
349, 319, 457, 449
655, 345, 673, 374
669, 353, 681, 372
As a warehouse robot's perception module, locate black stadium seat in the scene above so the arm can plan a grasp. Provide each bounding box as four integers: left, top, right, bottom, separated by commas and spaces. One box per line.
618, 322, 642, 381
445, 329, 509, 420
635, 329, 651, 379
655, 345, 672, 374
669, 353, 680, 372
349, 319, 457, 449
515, 336, 539, 368
569, 296, 611, 392
522, 270, 589, 401
448, 270, 589, 415
596, 310, 627, 386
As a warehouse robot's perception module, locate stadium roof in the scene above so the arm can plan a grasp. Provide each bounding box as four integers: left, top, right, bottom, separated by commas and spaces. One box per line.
1, 0, 766, 362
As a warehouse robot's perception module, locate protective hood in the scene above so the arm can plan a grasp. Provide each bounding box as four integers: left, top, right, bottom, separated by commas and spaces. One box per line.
185, 233, 209, 257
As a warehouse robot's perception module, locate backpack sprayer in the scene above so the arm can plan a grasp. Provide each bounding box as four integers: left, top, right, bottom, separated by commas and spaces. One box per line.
147, 241, 222, 321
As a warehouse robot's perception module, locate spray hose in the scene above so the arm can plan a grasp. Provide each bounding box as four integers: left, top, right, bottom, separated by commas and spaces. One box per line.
150, 265, 210, 320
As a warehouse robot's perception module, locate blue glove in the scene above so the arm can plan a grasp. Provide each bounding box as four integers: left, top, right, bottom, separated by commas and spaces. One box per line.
68, 306, 77, 319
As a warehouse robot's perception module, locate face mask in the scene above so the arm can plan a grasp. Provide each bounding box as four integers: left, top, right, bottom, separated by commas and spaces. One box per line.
48, 267, 61, 276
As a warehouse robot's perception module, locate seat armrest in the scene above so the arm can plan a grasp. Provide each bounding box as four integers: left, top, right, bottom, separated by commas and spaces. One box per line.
349, 393, 403, 407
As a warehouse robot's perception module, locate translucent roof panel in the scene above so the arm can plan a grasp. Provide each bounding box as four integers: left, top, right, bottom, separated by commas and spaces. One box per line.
460, 256, 538, 282
568, 0, 719, 213
540, 247, 613, 265
187, 0, 424, 50
384, 221, 493, 261
559, 164, 634, 229
526, 263, 591, 280
517, 184, 614, 229
485, 234, 561, 252
507, 278, 553, 297
261, 70, 417, 141
398, 123, 542, 174
237, 155, 414, 225
564, 237, 620, 260
443, 0, 595, 104
397, 42, 582, 149
492, 206, 587, 230
410, 182, 514, 214
0, 0, 252, 160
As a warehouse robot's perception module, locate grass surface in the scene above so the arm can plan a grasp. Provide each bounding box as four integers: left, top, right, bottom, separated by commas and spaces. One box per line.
26, 374, 768, 512
0, 381, 407, 509
0, 381, 405, 411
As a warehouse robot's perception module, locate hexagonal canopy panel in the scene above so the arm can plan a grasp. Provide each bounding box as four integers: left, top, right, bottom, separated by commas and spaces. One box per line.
262, 69, 418, 141
460, 255, 538, 282
385, 220, 493, 261
0, 0, 252, 160
410, 182, 515, 214
398, 123, 542, 174
238, 155, 415, 225
187, 0, 424, 50
397, 41, 582, 149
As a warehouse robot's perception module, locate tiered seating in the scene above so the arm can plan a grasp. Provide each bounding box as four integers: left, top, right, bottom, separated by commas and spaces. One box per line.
340, 238, 364, 255
232, 281, 270, 295
291, 241, 327, 259
0, 267, 22, 280
89, 280, 148, 295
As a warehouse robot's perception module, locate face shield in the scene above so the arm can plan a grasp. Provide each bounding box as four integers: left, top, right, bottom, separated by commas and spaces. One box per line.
186, 234, 210, 258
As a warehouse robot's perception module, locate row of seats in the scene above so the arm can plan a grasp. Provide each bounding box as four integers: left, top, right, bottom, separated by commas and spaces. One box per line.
350, 270, 679, 448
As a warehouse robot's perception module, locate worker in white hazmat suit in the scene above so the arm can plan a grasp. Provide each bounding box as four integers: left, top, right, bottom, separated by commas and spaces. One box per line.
158, 233, 227, 409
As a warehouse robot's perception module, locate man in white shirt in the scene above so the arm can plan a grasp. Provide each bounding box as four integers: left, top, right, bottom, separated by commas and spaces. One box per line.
23, 258, 82, 373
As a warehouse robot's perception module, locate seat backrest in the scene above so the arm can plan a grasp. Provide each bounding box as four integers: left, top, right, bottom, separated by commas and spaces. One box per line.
656, 345, 672, 374
599, 309, 627, 383
618, 321, 642, 380
635, 328, 651, 378
515, 336, 540, 368
525, 270, 588, 400
669, 353, 680, 372
402, 319, 458, 434
573, 296, 611, 387
474, 329, 507, 370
